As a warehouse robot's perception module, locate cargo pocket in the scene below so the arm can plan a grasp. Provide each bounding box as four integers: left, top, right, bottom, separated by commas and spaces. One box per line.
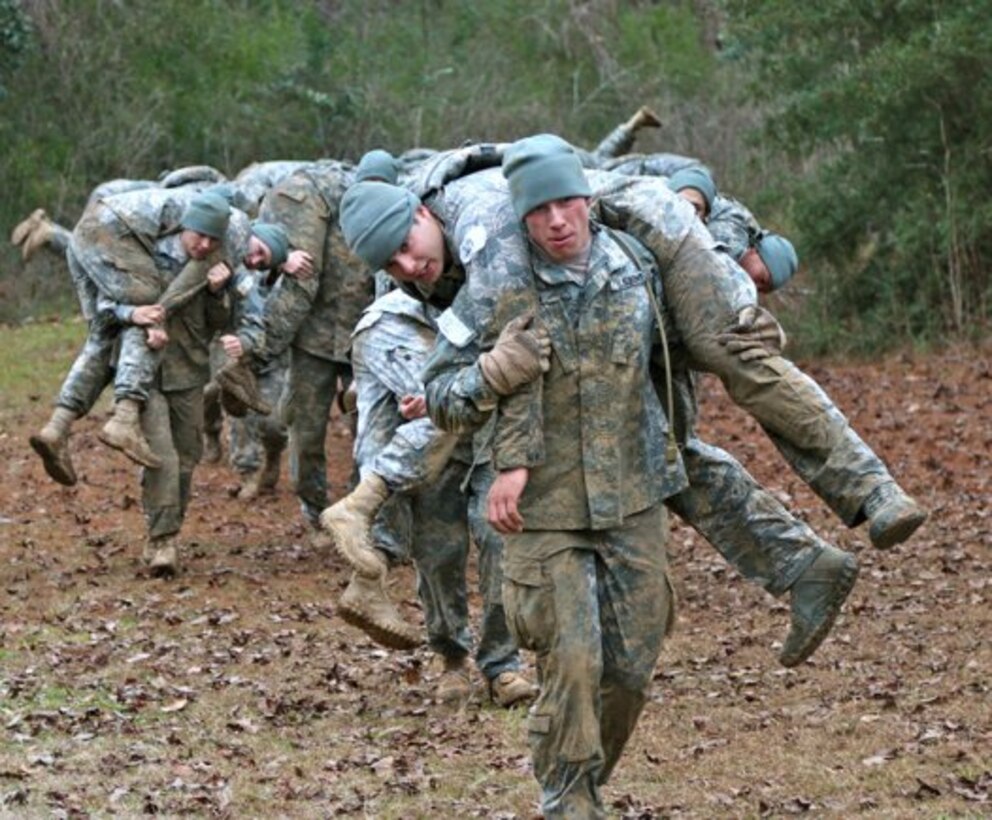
502, 558, 555, 655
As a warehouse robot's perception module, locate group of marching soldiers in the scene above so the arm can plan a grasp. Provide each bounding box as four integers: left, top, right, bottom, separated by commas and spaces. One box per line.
15, 107, 927, 818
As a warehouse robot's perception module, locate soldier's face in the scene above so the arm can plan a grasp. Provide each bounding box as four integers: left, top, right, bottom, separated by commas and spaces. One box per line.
524, 197, 592, 263
244, 235, 273, 270
739, 247, 773, 294
385, 206, 445, 286
181, 229, 221, 261
678, 188, 709, 222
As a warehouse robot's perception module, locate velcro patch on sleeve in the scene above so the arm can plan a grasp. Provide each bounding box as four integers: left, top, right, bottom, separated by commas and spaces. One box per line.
437, 308, 476, 348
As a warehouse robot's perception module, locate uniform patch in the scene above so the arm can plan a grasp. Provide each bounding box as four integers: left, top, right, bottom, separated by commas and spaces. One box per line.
610, 272, 645, 291
458, 224, 488, 264
437, 308, 476, 348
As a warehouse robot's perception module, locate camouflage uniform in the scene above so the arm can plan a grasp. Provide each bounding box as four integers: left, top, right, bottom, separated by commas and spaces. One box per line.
55, 187, 247, 417
421, 199, 682, 815
706, 193, 762, 263
231, 160, 313, 218
351, 289, 521, 679
224, 268, 289, 476
250, 161, 375, 526
141, 279, 230, 540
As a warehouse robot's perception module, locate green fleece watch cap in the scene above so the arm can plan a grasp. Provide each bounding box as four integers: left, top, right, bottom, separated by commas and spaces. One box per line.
757, 232, 798, 291
251, 221, 289, 269
180, 191, 231, 239
355, 149, 400, 184
502, 133, 592, 219
667, 166, 717, 214
339, 181, 419, 270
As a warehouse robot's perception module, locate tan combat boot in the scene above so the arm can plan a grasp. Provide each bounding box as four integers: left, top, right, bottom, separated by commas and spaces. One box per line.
21, 214, 56, 261
98, 399, 162, 469
338, 570, 422, 650
779, 545, 859, 667
10, 208, 45, 247
144, 536, 180, 578
627, 105, 662, 131
319, 474, 390, 578
435, 656, 472, 704
216, 360, 271, 417
862, 482, 928, 549
489, 670, 538, 708
29, 406, 78, 486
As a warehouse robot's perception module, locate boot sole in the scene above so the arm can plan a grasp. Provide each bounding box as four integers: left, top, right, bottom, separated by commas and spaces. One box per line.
29, 435, 77, 486
780, 555, 860, 668
338, 603, 421, 651
870, 509, 928, 549
96, 430, 163, 469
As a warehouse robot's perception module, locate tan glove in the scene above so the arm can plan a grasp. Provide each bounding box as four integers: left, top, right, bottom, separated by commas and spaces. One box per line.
717, 306, 787, 362
478, 311, 552, 396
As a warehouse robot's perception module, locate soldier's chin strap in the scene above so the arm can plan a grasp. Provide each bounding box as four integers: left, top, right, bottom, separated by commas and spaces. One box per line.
604, 226, 679, 464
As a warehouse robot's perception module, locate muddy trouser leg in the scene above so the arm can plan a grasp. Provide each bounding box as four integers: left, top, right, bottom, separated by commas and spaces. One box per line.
113, 326, 162, 404
167, 386, 204, 521
229, 416, 263, 474
285, 348, 340, 527
55, 311, 117, 416
502, 506, 670, 818
141, 389, 182, 540
468, 463, 522, 680
230, 365, 289, 474
668, 234, 894, 525
203, 339, 225, 440
409, 460, 472, 661
667, 437, 822, 596
371, 493, 413, 565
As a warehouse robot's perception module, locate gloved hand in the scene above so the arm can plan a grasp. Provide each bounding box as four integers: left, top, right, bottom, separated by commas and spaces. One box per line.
717, 306, 787, 362
478, 311, 551, 395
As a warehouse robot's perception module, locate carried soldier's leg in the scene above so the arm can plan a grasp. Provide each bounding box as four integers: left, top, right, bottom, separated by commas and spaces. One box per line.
338, 494, 421, 651
590, 105, 662, 163
99, 326, 162, 468
660, 230, 925, 547
468, 464, 537, 707
669, 438, 859, 667
30, 311, 116, 485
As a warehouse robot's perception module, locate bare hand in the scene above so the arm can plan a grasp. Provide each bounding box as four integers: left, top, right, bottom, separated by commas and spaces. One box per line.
145, 326, 169, 350
281, 250, 314, 280
220, 333, 243, 360
399, 394, 427, 420
487, 467, 529, 534
207, 261, 233, 293
131, 304, 165, 326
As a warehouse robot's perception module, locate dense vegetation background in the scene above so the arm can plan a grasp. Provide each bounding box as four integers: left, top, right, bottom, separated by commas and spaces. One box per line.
1, 0, 989, 353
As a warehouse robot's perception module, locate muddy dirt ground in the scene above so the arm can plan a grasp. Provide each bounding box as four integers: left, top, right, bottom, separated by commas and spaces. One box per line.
1, 337, 990, 818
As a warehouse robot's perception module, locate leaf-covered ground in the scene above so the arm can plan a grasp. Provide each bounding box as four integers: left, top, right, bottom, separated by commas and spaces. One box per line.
1, 323, 989, 818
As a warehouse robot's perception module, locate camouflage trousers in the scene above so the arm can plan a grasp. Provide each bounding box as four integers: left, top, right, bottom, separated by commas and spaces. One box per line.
369, 461, 523, 680
668, 233, 894, 525
228, 365, 289, 474
502, 505, 672, 819
55, 311, 115, 415
141, 385, 203, 539
283, 347, 345, 526
671, 437, 822, 596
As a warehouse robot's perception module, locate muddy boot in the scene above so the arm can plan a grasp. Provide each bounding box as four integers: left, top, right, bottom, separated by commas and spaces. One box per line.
21, 215, 56, 261
338, 570, 422, 650
144, 536, 180, 578
202, 430, 222, 464
98, 398, 162, 469
29, 406, 79, 486
216, 360, 271, 417
435, 656, 472, 704
489, 671, 538, 708
10, 208, 45, 247
779, 545, 859, 668
319, 474, 390, 578
863, 482, 928, 549
627, 104, 662, 131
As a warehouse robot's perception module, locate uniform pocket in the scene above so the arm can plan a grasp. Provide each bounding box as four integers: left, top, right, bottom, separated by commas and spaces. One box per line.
502, 558, 556, 655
